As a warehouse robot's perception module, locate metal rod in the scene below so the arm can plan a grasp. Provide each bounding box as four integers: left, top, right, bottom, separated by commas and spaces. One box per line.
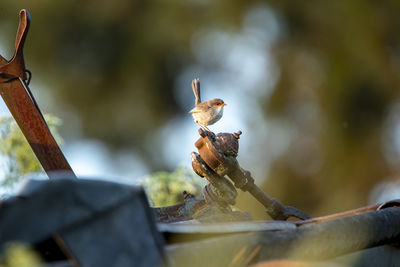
297, 203, 381, 225
248, 185, 311, 220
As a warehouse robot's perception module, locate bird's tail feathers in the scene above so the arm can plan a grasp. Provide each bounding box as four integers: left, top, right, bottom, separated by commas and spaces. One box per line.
192, 78, 201, 106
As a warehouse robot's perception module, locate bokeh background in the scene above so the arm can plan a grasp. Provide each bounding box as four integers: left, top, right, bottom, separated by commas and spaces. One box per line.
1, 1, 400, 219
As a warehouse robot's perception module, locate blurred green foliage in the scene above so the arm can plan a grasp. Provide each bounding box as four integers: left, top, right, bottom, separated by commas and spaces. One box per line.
0, 242, 43, 267
0, 114, 63, 190
142, 166, 205, 207
261, 1, 400, 216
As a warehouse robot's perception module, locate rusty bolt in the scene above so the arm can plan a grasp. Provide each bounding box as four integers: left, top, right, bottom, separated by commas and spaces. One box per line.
233, 131, 242, 139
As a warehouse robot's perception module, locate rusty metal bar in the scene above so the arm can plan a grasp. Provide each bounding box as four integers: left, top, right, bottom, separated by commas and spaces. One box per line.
296, 203, 381, 225
0, 10, 76, 179
246, 182, 311, 221
0, 79, 76, 177
166, 206, 400, 267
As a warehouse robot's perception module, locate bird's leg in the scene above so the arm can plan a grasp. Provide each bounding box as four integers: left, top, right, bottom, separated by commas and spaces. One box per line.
203, 125, 212, 132
200, 125, 209, 132
195, 121, 209, 132
201, 125, 212, 132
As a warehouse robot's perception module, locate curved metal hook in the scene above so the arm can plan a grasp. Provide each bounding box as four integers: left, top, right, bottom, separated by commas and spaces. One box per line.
15, 10, 31, 56
0, 9, 31, 83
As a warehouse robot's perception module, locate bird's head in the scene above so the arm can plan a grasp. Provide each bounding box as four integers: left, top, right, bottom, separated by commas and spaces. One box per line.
210, 98, 227, 109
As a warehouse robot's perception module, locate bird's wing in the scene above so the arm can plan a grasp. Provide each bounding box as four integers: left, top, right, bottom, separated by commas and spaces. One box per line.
188, 106, 200, 113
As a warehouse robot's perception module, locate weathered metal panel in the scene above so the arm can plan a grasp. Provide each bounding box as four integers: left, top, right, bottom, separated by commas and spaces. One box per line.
0, 178, 164, 266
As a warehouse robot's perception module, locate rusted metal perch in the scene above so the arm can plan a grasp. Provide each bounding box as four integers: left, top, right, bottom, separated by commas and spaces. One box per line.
192, 129, 310, 221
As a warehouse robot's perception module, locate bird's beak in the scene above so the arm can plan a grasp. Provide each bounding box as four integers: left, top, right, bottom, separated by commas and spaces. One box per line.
222, 103, 227, 106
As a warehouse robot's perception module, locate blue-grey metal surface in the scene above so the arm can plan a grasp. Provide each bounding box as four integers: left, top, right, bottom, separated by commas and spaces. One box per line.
0, 178, 164, 267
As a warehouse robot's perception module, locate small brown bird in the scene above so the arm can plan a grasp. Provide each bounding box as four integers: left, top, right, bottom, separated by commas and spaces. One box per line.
189, 78, 227, 131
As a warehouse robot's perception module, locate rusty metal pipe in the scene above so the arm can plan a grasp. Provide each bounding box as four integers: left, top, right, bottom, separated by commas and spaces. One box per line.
247, 185, 290, 220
